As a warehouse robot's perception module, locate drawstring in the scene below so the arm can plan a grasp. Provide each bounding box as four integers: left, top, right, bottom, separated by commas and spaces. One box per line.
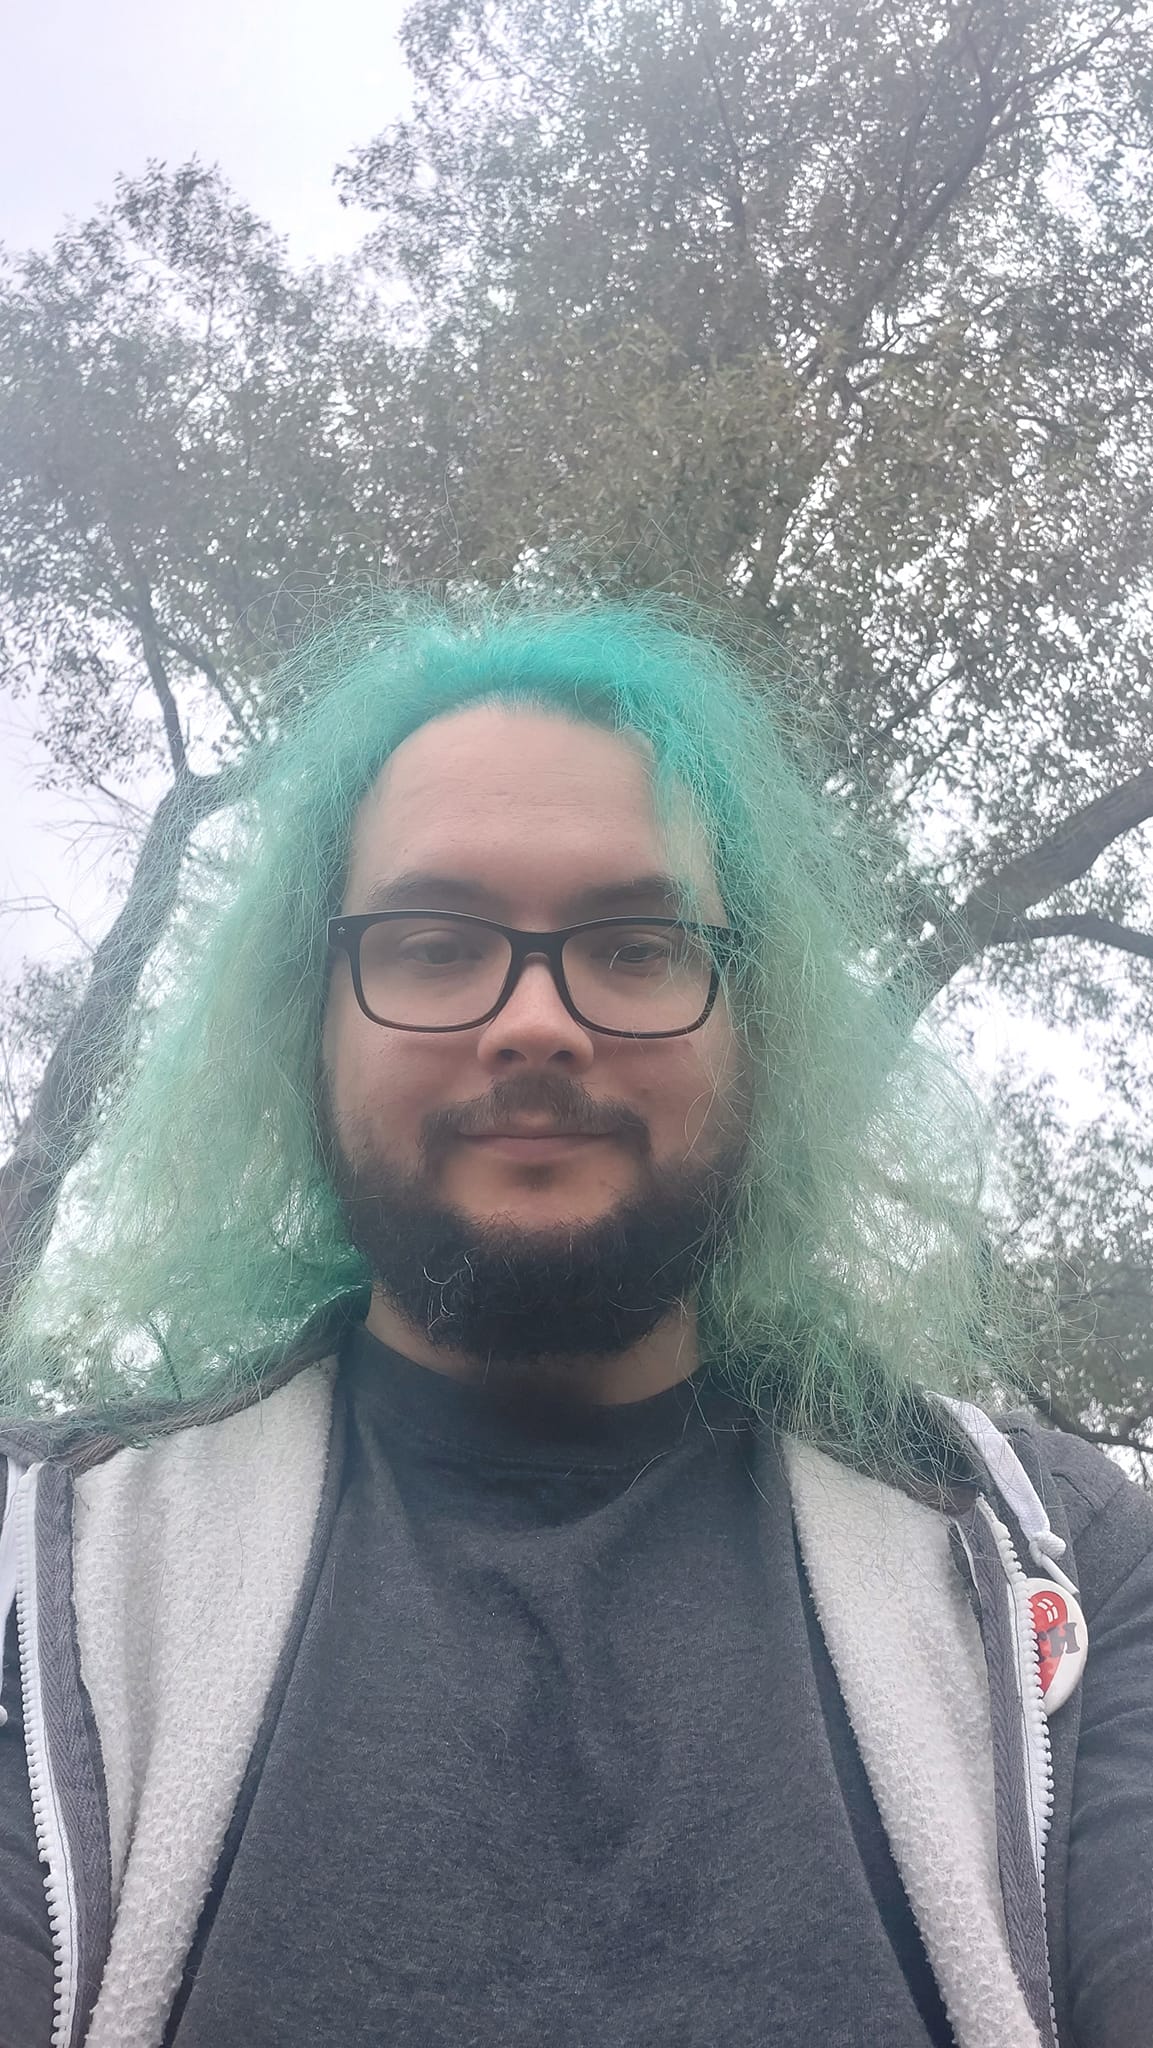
935, 1395, 1081, 1596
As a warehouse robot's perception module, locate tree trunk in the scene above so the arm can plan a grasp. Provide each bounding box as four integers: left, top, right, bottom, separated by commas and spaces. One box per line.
0, 761, 250, 1324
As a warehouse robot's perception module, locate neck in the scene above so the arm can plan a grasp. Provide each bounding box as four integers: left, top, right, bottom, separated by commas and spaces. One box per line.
363, 1291, 701, 1406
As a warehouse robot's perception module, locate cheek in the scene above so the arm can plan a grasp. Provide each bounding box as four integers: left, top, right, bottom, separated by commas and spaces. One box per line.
323, 1000, 433, 1142
633, 1023, 743, 1153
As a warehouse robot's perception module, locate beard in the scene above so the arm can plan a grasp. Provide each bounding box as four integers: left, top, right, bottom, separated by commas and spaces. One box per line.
319, 1073, 746, 1375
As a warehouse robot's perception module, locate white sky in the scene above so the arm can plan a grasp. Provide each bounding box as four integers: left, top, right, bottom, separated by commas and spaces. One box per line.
0, 0, 1126, 1134
0, 0, 407, 263
0, 0, 410, 977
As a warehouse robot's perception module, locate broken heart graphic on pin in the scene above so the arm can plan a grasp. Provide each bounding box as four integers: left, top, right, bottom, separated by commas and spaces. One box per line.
1026, 1579, 1088, 1715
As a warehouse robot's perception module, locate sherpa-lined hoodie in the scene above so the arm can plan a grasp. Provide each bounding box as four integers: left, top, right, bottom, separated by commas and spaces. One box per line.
0, 1344, 1117, 2048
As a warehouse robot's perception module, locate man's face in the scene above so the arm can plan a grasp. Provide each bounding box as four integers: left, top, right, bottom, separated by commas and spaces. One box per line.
320, 702, 749, 1368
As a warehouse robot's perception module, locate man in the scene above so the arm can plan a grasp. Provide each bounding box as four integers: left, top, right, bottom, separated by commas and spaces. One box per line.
0, 600, 1150, 2048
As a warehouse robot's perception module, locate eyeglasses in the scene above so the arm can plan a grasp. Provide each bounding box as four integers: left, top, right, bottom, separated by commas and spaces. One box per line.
327, 911, 741, 1038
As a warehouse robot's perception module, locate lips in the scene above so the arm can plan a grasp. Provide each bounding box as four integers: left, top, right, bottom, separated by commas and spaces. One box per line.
464, 1122, 609, 1141
473, 1128, 591, 1140
465, 1131, 602, 1144
461, 1129, 607, 1158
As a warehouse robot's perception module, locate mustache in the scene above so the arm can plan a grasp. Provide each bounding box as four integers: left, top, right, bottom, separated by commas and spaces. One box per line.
420, 1075, 651, 1157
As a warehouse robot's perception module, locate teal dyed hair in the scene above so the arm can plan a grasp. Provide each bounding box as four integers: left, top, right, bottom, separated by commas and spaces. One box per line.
1, 593, 1011, 1466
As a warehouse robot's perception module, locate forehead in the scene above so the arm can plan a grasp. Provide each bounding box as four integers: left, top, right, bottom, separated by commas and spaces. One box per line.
342, 702, 721, 910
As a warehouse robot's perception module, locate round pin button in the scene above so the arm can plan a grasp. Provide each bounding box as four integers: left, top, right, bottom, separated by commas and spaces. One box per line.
1026, 1578, 1088, 1716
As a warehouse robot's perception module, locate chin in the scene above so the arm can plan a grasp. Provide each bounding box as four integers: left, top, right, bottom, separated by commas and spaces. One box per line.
456, 1195, 621, 1237
445, 1172, 632, 1224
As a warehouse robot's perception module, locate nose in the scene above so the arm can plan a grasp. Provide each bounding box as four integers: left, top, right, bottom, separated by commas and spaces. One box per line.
475, 954, 595, 1071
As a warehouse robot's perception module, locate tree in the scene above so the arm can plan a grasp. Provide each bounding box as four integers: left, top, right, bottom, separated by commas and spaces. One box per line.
335, 0, 1153, 1449
3, 0, 1153, 1443
340, 0, 1153, 911
0, 162, 410, 1307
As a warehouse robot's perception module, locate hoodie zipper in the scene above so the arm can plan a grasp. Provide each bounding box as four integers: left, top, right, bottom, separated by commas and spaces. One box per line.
10, 1462, 81, 2048
960, 1496, 1060, 2047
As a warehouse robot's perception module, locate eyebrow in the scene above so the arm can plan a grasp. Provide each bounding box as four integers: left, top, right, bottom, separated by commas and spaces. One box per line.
356, 869, 689, 921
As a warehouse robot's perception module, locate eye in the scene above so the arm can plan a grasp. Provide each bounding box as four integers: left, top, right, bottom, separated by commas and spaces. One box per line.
582, 927, 682, 973
396, 931, 482, 967
610, 937, 671, 967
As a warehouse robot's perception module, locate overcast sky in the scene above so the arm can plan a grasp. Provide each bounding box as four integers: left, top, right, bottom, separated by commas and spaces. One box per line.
0, 0, 409, 978
1, 0, 407, 261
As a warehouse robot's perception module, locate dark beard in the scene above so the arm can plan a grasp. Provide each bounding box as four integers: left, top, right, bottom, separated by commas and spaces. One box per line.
320, 1080, 745, 1372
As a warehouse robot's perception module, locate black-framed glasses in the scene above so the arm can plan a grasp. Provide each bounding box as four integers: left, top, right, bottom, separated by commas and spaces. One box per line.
327, 911, 741, 1038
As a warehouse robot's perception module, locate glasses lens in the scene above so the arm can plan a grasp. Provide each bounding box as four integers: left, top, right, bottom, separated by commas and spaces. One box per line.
563, 923, 714, 1033
357, 916, 512, 1027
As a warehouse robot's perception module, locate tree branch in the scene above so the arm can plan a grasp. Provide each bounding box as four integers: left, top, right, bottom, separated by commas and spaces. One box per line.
815, 6, 1133, 383
154, 625, 259, 747
1019, 1378, 1153, 1465
991, 912, 1153, 963
0, 758, 256, 1322
697, 33, 749, 252
121, 558, 189, 774
910, 761, 1153, 999
861, 656, 955, 761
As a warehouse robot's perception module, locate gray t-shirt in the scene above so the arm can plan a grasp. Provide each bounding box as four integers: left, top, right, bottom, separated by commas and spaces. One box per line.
166, 1328, 950, 2047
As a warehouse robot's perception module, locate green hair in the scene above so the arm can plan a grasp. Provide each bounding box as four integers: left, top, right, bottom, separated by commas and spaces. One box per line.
1, 592, 1013, 1471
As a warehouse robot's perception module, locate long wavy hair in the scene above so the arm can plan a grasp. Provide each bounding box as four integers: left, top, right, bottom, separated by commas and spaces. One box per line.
1, 593, 1014, 1468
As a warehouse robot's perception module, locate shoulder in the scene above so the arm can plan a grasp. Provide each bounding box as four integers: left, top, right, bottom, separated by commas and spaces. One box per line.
0, 1295, 360, 1474
1000, 1411, 1153, 1616
0, 1349, 342, 1478
72, 1359, 338, 1506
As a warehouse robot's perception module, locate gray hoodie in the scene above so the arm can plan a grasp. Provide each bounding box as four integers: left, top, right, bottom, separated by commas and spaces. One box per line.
0, 1338, 1149, 2048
